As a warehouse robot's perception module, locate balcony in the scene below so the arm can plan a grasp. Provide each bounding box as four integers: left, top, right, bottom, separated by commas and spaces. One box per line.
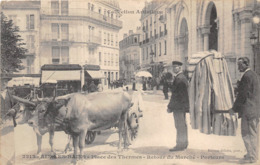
41, 34, 75, 46
41, 8, 122, 29
87, 36, 101, 48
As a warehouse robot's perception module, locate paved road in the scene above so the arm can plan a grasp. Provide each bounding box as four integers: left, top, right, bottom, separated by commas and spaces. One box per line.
13, 90, 257, 165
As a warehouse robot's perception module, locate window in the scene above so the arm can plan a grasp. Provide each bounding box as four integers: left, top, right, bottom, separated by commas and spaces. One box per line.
99, 52, 102, 65
104, 53, 107, 65
146, 47, 148, 59
150, 31, 152, 38
52, 46, 69, 64
52, 47, 60, 64
61, 24, 69, 41
107, 33, 110, 45
51, 0, 59, 15
27, 35, 35, 53
111, 54, 114, 66
150, 17, 152, 26
111, 34, 114, 46
115, 34, 118, 46
164, 40, 167, 55
104, 9, 106, 16
61, 47, 69, 63
104, 72, 107, 85
159, 42, 161, 56
52, 23, 59, 40
104, 32, 106, 44
26, 14, 34, 30
98, 8, 101, 14
134, 37, 137, 43
88, 3, 91, 10
142, 48, 144, 60
116, 72, 118, 80
116, 54, 118, 66
61, 0, 68, 15
111, 72, 114, 81
154, 44, 156, 57
91, 4, 94, 11
26, 56, 34, 74
108, 53, 110, 66
52, 23, 69, 41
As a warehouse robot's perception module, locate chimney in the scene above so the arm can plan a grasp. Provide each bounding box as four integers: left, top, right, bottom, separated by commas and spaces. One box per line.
129, 30, 133, 35
123, 33, 128, 38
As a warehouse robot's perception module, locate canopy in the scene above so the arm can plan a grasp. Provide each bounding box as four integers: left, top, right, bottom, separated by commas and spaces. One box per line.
7, 77, 40, 87
135, 71, 152, 78
85, 70, 105, 79
41, 70, 81, 83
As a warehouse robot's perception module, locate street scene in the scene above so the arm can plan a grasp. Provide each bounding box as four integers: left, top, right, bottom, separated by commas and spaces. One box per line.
0, 0, 260, 165
13, 90, 245, 165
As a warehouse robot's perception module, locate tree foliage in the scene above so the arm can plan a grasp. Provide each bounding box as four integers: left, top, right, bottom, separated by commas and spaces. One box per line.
1, 12, 27, 74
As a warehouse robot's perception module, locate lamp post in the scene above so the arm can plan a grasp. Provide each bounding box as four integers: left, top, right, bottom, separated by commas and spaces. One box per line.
250, 15, 260, 74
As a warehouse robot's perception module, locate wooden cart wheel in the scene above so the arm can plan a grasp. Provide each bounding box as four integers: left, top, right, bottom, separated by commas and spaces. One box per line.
85, 131, 96, 144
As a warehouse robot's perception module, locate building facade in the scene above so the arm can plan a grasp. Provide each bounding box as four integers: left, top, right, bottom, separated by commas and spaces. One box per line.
119, 28, 142, 82
140, 0, 170, 79
2, 0, 122, 89
141, 0, 260, 83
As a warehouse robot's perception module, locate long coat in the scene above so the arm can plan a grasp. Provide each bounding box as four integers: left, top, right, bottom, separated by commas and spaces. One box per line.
233, 70, 260, 119
167, 73, 189, 112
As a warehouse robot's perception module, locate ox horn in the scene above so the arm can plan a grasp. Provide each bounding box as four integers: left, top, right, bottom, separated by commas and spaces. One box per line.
36, 94, 44, 102
12, 95, 36, 106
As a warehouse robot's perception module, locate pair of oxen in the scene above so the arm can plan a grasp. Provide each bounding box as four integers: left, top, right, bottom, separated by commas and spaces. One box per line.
9, 90, 143, 162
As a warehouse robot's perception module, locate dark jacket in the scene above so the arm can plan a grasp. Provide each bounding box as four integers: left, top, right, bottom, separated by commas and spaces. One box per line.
1, 90, 14, 120
167, 73, 189, 112
233, 70, 260, 119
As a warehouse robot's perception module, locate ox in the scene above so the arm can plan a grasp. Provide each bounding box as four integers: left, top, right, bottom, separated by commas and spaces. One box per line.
28, 91, 134, 160
12, 96, 72, 156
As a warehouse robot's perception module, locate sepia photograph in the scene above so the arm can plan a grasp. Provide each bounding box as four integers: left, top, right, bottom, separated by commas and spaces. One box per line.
0, 0, 260, 164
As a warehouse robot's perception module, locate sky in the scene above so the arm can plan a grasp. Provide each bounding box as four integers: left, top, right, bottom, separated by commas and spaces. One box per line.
118, 0, 146, 40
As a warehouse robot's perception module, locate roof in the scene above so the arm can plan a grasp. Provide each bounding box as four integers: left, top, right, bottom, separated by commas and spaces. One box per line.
41, 64, 82, 71
83, 64, 100, 70
1, 1, 41, 9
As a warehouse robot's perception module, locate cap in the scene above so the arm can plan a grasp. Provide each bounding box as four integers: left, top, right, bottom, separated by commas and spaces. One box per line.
172, 61, 183, 66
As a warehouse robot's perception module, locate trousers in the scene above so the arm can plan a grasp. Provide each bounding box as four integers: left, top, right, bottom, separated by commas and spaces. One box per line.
241, 116, 259, 160
173, 111, 188, 147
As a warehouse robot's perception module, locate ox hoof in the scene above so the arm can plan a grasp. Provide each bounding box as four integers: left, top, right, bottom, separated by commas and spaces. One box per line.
50, 151, 56, 158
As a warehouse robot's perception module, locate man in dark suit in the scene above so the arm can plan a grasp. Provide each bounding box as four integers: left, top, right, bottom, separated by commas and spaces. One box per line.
233, 57, 260, 164
167, 61, 189, 151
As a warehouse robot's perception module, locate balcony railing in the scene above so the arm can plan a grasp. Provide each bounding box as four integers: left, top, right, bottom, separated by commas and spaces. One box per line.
41, 8, 122, 28
42, 34, 75, 42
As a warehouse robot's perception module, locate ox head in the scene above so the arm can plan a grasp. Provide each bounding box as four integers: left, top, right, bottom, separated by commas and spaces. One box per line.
11, 96, 37, 125
27, 97, 70, 135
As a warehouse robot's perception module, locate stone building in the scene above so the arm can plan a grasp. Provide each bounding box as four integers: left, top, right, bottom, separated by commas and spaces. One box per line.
140, 0, 260, 83
119, 27, 142, 82
1, 0, 122, 89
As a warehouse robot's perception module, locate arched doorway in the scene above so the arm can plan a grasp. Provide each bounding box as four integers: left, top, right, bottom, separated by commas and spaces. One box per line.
179, 18, 189, 69
207, 3, 218, 51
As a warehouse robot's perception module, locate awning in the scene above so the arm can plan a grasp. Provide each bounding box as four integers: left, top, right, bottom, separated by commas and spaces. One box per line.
41, 70, 81, 83
85, 70, 105, 79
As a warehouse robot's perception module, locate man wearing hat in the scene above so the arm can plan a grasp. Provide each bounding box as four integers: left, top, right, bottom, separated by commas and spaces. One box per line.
167, 61, 189, 151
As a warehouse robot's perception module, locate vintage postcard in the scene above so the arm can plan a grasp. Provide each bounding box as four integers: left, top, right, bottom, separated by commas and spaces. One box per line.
1, 0, 260, 164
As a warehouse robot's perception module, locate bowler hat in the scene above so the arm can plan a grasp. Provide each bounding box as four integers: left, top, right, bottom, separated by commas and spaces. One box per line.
172, 61, 183, 66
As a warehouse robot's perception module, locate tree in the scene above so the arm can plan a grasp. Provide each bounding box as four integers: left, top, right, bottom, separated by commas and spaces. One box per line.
1, 12, 27, 74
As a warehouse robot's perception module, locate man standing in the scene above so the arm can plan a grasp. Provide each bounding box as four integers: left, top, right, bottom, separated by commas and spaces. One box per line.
233, 57, 260, 163
167, 61, 189, 151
